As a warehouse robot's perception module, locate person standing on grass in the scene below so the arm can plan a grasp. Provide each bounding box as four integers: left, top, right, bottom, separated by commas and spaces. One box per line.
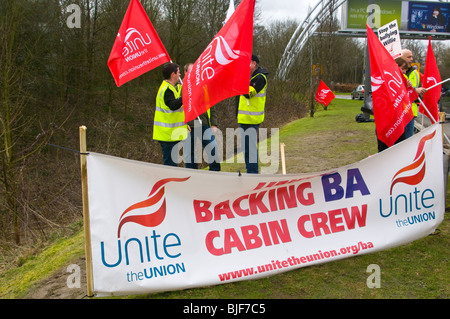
183, 63, 221, 171
236, 54, 268, 174
401, 49, 426, 138
153, 62, 188, 166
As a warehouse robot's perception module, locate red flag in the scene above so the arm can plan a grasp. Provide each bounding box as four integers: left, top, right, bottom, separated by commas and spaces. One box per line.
367, 25, 413, 147
407, 82, 419, 103
315, 80, 335, 107
182, 0, 255, 123
107, 0, 170, 87
422, 37, 441, 122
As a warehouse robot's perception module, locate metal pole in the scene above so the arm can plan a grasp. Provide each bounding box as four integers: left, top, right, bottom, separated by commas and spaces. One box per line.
362, 0, 374, 120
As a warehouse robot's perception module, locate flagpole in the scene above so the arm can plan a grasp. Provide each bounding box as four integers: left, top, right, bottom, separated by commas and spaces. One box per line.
440, 112, 446, 144
418, 96, 437, 124
417, 97, 450, 144
424, 77, 450, 91
79, 126, 94, 297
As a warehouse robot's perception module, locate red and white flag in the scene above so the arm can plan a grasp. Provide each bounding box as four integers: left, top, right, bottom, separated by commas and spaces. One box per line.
182, 0, 255, 123
422, 36, 441, 122
107, 0, 170, 87
367, 25, 413, 147
315, 80, 335, 107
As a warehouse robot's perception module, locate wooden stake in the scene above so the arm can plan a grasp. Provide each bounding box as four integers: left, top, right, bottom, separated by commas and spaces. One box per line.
79, 126, 94, 297
440, 112, 446, 144
280, 143, 286, 175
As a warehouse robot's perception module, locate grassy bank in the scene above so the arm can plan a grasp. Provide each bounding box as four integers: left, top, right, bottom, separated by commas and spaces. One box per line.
0, 98, 448, 299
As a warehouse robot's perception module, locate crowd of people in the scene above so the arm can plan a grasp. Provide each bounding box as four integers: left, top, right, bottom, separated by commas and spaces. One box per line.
152, 48, 431, 170
152, 55, 268, 174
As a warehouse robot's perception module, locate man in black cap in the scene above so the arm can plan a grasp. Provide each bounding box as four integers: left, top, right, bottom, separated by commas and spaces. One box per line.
236, 54, 269, 174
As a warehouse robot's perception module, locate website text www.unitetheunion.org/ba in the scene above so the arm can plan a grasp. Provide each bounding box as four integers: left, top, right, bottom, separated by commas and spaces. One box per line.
218, 240, 374, 282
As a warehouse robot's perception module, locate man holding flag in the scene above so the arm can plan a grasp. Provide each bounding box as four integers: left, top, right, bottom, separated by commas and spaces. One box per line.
153, 63, 188, 166
400, 49, 426, 138
181, 0, 257, 172
182, 0, 255, 122
236, 54, 269, 174
367, 25, 413, 151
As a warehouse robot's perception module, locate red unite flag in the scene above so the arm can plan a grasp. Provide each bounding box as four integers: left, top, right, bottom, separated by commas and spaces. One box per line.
367, 25, 413, 147
107, 0, 170, 87
315, 80, 335, 107
182, 0, 255, 123
422, 36, 441, 122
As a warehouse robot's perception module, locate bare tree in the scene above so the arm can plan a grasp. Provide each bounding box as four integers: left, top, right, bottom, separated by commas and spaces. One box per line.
0, 0, 55, 244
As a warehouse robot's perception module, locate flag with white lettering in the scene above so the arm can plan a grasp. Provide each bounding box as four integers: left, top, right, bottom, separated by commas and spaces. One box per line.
107, 0, 170, 87
315, 80, 335, 107
182, 0, 255, 123
367, 25, 413, 147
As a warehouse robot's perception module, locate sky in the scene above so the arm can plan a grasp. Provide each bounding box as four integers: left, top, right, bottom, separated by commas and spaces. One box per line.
256, 0, 446, 26
257, 0, 326, 25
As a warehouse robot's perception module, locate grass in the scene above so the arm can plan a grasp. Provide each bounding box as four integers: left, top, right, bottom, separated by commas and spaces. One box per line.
221, 98, 378, 174
0, 98, 448, 299
0, 230, 85, 298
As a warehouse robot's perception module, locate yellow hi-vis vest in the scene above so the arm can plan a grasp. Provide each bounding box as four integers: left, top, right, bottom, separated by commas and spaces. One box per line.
408, 69, 421, 117
153, 81, 188, 142
237, 73, 267, 125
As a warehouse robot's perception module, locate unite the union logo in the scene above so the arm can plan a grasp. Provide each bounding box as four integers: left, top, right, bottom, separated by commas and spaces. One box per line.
212, 35, 240, 66
389, 129, 436, 195
117, 177, 190, 237
121, 27, 152, 58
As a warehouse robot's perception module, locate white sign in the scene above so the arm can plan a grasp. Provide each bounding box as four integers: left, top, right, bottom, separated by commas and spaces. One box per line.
378, 19, 402, 58
86, 124, 444, 296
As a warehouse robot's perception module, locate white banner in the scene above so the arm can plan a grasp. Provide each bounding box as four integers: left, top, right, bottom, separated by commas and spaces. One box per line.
87, 124, 444, 296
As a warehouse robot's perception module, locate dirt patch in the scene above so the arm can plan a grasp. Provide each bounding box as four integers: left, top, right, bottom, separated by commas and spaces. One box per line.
25, 257, 88, 299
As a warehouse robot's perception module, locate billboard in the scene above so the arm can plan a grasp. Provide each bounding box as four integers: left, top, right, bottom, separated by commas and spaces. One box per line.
341, 0, 450, 38
407, 1, 450, 33
344, 0, 402, 30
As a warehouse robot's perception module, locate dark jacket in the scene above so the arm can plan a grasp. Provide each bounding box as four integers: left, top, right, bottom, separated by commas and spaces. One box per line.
235, 66, 269, 116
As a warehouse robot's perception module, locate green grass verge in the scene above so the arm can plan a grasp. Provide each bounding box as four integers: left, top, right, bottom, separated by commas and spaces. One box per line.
0, 98, 448, 299
0, 230, 85, 298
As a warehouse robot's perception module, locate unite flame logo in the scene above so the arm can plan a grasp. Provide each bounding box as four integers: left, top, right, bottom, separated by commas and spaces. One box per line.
371, 75, 384, 93
121, 27, 152, 58
117, 177, 190, 237
389, 130, 436, 195
371, 70, 404, 95
317, 89, 331, 102
212, 35, 240, 66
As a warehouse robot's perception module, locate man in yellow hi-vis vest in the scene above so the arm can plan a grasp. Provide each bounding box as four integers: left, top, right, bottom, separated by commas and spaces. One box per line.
236, 54, 268, 174
153, 63, 188, 166
401, 49, 426, 138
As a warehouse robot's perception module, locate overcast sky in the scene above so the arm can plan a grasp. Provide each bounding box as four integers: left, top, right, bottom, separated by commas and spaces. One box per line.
257, 0, 327, 25
256, 0, 443, 26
